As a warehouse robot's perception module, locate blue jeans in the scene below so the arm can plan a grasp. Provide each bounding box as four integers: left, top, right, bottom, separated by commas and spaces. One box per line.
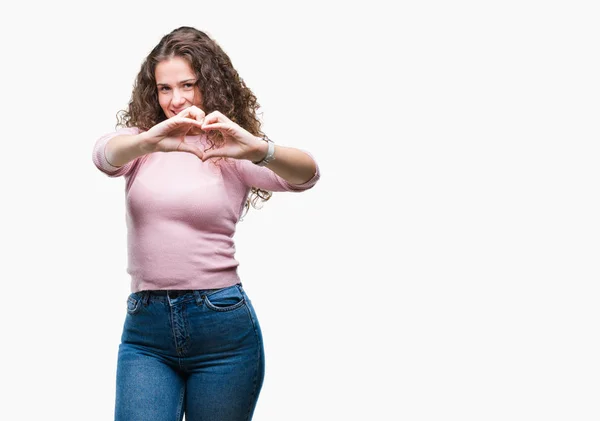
115, 283, 265, 421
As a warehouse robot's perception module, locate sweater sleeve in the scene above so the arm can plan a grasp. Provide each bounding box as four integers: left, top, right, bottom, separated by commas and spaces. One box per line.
92, 127, 141, 177
232, 150, 321, 192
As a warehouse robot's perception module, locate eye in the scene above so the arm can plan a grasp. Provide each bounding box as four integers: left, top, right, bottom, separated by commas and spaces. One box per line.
159, 86, 171, 92
183, 83, 194, 89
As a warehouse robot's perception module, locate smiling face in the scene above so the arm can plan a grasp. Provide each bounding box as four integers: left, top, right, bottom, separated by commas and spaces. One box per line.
155, 56, 204, 118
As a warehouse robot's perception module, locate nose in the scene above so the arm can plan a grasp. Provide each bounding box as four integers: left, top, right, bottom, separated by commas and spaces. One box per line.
172, 88, 186, 106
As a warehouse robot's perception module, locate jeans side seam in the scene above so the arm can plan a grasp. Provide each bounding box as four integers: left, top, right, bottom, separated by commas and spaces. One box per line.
243, 304, 262, 421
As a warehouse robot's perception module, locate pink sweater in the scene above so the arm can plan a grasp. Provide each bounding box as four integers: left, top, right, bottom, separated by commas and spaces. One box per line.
92, 127, 320, 292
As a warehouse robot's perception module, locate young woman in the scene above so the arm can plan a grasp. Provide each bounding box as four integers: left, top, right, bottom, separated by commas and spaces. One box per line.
92, 26, 320, 421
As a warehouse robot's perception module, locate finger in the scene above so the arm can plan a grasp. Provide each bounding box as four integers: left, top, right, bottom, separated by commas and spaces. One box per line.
176, 117, 205, 127
202, 110, 230, 125
201, 150, 219, 161
176, 107, 191, 117
177, 107, 206, 122
175, 105, 201, 116
211, 110, 229, 121
201, 113, 219, 125
201, 122, 229, 132
174, 142, 204, 160
187, 105, 205, 115
189, 106, 206, 121
200, 145, 229, 161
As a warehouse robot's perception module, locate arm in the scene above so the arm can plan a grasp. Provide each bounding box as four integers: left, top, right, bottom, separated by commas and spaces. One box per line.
105, 133, 149, 168
198, 109, 319, 186
248, 142, 317, 185
97, 110, 207, 170
92, 127, 143, 176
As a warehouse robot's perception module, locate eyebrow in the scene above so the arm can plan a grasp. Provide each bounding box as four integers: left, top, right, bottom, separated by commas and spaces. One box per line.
156, 79, 197, 87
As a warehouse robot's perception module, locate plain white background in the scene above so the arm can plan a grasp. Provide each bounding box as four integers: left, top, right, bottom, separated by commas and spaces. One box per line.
0, 0, 598, 420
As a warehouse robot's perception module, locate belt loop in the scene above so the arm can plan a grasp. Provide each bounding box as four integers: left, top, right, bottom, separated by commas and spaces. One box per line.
193, 290, 203, 305
237, 283, 244, 293
142, 291, 150, 306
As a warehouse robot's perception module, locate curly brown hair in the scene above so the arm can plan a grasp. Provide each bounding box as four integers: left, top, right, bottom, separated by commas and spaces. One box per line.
116, 26, 272, 217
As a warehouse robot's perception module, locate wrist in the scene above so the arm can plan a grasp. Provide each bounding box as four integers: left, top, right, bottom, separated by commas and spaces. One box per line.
251, 135, 275, 166
250, 137, 268, 162
136, 132, 154, 154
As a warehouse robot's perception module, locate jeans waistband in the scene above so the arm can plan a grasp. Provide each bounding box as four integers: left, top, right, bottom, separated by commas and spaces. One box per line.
136, 284, 243, 306
142, 285, 238, 298
146, 290, 194, 298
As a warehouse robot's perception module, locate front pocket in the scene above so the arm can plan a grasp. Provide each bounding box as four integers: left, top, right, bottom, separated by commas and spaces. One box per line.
126, 293, 142, 315
203, 285, 246, 312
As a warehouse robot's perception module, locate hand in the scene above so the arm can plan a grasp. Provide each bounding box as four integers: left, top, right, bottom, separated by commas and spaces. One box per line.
199, 111, 265, 162
141, 107, 207, 159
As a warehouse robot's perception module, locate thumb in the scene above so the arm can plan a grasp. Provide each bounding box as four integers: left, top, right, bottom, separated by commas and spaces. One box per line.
176, 143, 204, 160
201, 150, 216, 161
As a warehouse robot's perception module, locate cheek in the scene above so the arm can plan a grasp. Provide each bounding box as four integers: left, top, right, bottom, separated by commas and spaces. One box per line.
158, 95, 170, 109
193, 88, 204, 107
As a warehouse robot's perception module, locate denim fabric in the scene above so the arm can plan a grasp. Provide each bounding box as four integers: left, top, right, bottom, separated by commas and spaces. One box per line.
115, 283, 265, 421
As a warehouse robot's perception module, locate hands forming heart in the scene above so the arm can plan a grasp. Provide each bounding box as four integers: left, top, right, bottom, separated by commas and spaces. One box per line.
140, 106, 266, 163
